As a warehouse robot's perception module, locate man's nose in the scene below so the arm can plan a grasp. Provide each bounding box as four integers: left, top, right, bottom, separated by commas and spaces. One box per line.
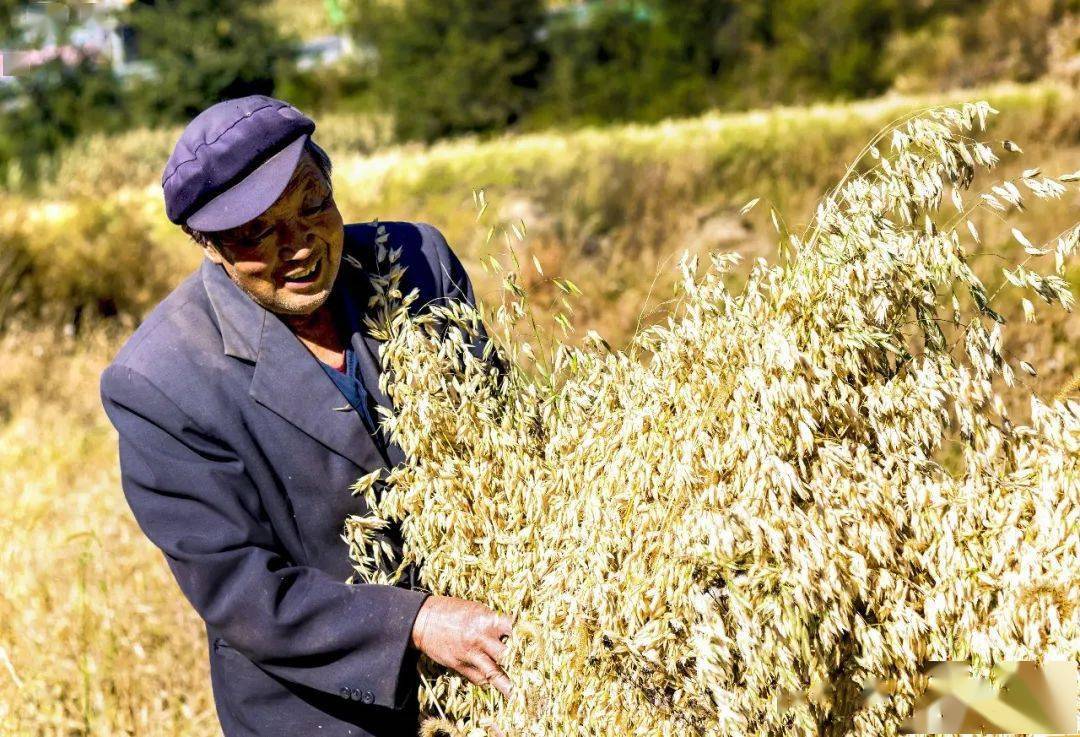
279, 228, 316, 260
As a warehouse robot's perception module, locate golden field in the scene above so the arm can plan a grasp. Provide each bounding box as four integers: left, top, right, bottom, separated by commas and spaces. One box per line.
0, 82, 1077, 735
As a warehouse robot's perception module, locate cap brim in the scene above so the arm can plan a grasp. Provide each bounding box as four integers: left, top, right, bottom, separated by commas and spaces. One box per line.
185, 134, 308, 232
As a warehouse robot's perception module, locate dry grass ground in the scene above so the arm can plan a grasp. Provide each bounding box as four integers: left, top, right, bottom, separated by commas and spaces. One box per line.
0, 326, 216, 735
0, 82, 1076, 735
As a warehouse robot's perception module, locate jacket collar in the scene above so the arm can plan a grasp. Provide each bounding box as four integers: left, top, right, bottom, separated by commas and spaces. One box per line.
200, 255, 383, 470
201, 257, 263, 363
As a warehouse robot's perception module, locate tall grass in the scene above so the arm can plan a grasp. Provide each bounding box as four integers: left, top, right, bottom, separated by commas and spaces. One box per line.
0, 325, 215, 735
353, 102, 1079, 735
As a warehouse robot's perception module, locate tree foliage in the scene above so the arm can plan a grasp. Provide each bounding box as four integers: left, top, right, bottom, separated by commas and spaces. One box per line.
0, 0, 294, 187
0, 1, 127, 187
119, 0, 289, 124
347, 0, 1077, 136
347, 0, 547, 141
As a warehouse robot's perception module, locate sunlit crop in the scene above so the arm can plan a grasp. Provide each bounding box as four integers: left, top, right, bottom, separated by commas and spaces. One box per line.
348, 102, 1079, 736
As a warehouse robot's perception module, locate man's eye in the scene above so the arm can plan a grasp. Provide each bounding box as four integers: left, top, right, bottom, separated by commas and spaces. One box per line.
234, 226, 272, 244
302, 196, 331, 216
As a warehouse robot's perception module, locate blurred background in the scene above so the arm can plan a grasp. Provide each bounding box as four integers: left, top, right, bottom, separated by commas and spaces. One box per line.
0, 1, 1078, 735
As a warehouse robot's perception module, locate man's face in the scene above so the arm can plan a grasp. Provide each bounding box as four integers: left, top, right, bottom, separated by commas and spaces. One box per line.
202, 150, 344, 317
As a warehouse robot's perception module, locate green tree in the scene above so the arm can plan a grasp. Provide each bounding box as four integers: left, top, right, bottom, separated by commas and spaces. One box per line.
121, 0, 291, 125
0, 56, 127, 187
534, 2, 657, 125
0, 0, 19, 34
762, 0, 936, 101
647, 0, 764, 111
349, 0, 547, 141
0, 1, 127, 188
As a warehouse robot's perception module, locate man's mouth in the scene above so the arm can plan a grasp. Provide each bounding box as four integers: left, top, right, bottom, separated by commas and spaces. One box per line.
283, 257, 322, 284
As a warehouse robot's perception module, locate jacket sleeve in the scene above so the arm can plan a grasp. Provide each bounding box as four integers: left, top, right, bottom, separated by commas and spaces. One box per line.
99, 363, 428, 710
421, 222, 509, 379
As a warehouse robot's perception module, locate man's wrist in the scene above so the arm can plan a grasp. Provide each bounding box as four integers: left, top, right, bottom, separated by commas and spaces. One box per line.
410, 594, 433, 651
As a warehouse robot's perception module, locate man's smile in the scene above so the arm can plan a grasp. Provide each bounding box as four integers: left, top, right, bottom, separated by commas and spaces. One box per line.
280, 249, 327, 289
284, 258, 319, 282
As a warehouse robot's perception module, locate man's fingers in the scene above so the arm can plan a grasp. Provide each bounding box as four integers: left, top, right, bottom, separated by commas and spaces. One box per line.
457, 663, 488, 687
461, 664, 511, 699
428, 599, 516, 695
489, 671, 513, 699
475, 653, 513, 699
462, 651, 513, 698
491, 614, 513, 641
481, 635, 507, 665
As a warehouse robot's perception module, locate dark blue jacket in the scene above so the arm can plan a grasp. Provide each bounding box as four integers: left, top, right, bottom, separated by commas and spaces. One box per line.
100, 221, 485, 737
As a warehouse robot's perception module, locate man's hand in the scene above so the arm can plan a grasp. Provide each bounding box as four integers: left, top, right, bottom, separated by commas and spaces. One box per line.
411, 595, 513, 698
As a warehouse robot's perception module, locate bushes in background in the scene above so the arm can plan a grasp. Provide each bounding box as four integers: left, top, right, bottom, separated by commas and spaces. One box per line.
0, 0, 291, 189
347, 0, 1079, 141
348, 0, 548, 142
118, 0, 287, 125
4, 0, 1077, 174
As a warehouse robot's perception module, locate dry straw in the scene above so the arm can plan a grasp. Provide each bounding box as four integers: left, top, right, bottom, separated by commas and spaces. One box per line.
344, 102, 1079, 736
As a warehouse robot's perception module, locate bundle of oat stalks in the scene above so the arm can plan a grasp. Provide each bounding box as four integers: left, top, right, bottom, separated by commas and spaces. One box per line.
346, 103, 1080, 736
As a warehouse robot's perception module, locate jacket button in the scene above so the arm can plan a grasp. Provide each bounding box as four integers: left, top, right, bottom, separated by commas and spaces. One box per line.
340, 687, 352, 699
361, 690, 374, 705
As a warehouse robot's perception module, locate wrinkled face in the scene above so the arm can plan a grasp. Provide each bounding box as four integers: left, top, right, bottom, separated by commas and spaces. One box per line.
203, 150, 344, 317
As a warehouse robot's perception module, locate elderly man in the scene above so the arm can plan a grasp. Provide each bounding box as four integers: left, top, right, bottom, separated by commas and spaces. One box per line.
99, 95, 512, 737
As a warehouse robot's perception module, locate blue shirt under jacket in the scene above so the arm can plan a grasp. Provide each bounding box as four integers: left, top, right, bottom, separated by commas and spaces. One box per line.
317, 286, 381, 450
